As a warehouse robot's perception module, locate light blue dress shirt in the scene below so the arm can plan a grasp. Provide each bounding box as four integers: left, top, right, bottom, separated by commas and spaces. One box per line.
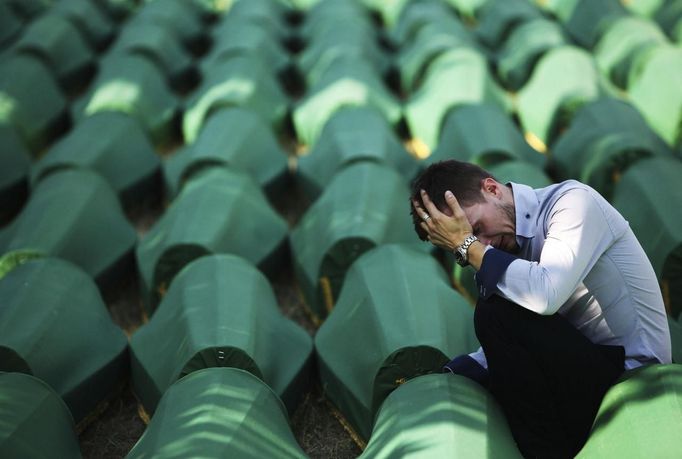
470, 180, 672, 370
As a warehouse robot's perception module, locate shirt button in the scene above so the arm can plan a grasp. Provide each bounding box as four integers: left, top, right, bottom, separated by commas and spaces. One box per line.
525, 213, 530, 219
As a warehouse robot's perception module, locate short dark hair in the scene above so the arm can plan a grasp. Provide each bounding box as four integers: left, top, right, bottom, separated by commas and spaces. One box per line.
410, 160, 495, 241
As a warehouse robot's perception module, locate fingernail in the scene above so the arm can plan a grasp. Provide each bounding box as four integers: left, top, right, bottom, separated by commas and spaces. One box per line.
445, 191, 453, 198
420, 189, 426, 194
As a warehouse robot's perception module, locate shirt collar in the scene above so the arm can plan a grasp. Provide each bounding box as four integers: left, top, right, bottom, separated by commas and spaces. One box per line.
508, 182, 539, 239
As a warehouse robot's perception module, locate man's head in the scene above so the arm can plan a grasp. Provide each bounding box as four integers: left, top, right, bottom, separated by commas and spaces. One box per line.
410, 160, 519, 252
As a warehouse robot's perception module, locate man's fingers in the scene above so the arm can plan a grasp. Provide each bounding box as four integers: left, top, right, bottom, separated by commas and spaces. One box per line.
444, 190, 464, 216
420, 189, 441, 216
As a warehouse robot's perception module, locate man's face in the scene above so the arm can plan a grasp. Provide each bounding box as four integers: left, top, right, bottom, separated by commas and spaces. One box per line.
440, 191, 519, 253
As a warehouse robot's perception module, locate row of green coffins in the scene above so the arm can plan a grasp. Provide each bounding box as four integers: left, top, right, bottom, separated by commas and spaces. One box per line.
3, 363, 682, 458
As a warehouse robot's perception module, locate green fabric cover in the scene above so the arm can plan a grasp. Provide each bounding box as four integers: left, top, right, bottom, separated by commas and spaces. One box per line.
136, 167, 288, 312
361, 373, 522, 458
623, 0, 665, 17
669, 317, 682, 363
654, 0, 682, 37
550, 97, 674, 199
594, 16, 669, 89
127, 368, 306, 459
0, 258, 128, 422
0, 168, 137, 285
31, 112, 161, 206
443, 0, 488, 19
517, 46, 606, 150
183, 53, 288, 143
165, 107, 288, 199
94, 0, 136, 21
52, 0, 115, 50
397, 16, 478, 92
577, 364, 682, 458
2, 0, 50, 19
0, 372, 81, 459
219, 0, 288, 39
391, 0, 459, 46
628, 45, 682, 147
131, 254, 312, 414
299, 20, 388, 87
475, 0, 542, 48
0, 54, 68, 153
132, 0, 206, 49
429, 103, 546, 169
361, 0, 410, 28
611, 156, 682, 319
297, 106, 419, 199
293, 55, 401, 146
301, 0, 369, 38
405, 47, 511, 153
77, 53, 178, 145
0, 2, 23, 48
496, 18, 567, 91
559, 0, 628, 48
203, 21, 290, 76
0, 125, 30, 221
12, 14, 95, 90
109, 21, 196, 89
315, 244, 479, 440
290, 162, 419, 320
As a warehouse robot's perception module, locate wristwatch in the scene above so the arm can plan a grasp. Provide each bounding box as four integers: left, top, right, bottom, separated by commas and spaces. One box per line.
454, 235, 479, 267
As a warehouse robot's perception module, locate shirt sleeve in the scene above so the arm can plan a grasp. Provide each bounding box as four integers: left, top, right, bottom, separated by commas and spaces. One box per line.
481, 188, 617, 315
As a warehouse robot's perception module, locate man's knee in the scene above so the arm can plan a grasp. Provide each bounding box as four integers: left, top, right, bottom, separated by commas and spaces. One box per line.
474, 295, 531, 343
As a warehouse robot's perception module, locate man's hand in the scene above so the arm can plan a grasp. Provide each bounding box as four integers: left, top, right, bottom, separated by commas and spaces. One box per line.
412, 189, 474, 251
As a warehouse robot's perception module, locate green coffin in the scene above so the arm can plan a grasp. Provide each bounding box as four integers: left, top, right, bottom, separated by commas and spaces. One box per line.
183, 53, 288, 143
31, 112, 161, 207
628, 45, 682, 147
517, 46, 606, 151
203, 21, 290, 76
0, 169, 137, 287
549, 97, 674, 199
404, 47, 511, 153
611, 156, 682, 319
496, 18, 567, 91
298, 20, 388, 88
391, 0, 460, 46
131, 0, 207, 50
109, 20, 197, 91
164, 107, 288, 199
361, 374, 522, 458
0, 258, 128, 422
136, 167, 288, 313
290, 162, 419, 320
127, 368, 306, 459
0, 54, 68, 153
429, 103, 545, 169
52, 0, 115, 50
131, 254, 312, 414
397, 17, 478, 93
443, 0, 488, 20
474, 0, 542, 49
0, 125, 30, 223
361, 0, 410, 28
0, 372, 80, 459
217, 0, 289, 40
76, 53, 179, 145
2, 0, 49, 20
293, 55, 402, 146
94, 0, 136, 21
0, 2, 23, 48
297, 106, 419, 199
315, 244, 479, 440
557, 0, 628, 48
577, 364, 682, 458
12, 14, 95, 91
594, 16, 668, 89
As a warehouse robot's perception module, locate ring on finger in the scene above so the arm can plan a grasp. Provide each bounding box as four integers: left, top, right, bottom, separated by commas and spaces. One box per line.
422, 213, 431, 221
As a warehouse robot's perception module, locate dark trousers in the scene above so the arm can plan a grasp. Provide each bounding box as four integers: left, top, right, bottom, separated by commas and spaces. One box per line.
474, 295, 625, 459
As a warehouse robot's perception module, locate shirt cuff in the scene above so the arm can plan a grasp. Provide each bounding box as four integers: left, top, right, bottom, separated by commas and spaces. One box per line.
442, 354, 489, 388
475, 247, 518, 299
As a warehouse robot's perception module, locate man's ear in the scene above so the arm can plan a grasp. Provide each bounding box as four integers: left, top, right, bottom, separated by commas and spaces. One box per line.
481, 177, 500, 197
